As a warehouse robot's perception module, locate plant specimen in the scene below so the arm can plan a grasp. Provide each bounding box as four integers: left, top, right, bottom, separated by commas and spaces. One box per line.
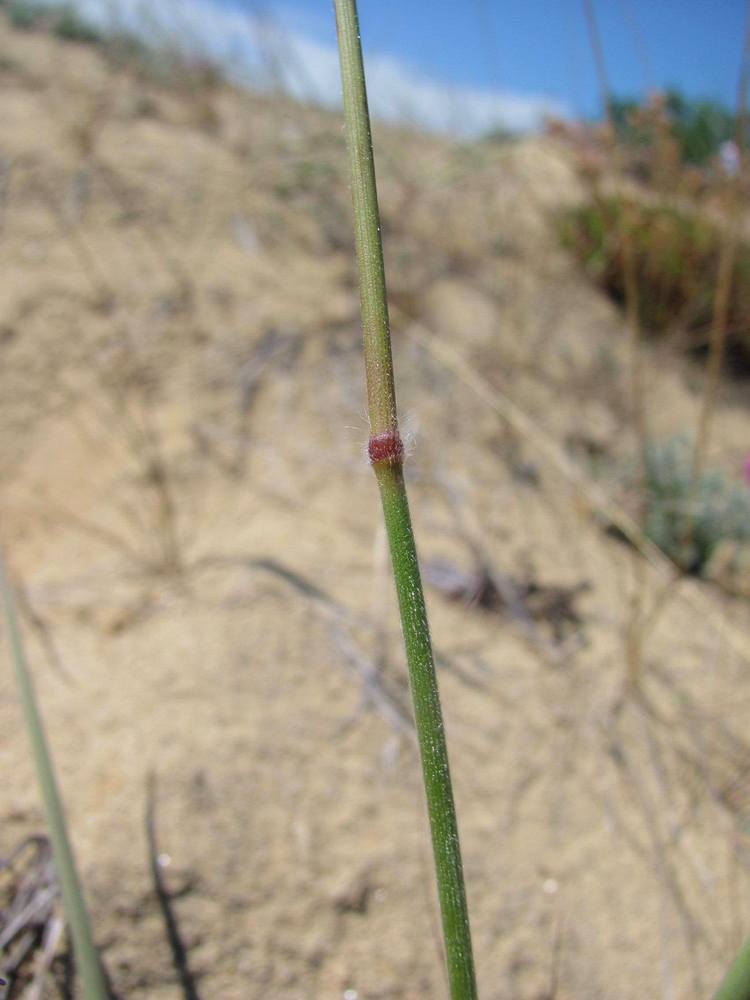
333, 2, 477, 997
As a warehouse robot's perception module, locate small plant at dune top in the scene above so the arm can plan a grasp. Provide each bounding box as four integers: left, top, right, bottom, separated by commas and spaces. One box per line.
640, 436, 750, 574
334, 1, 477, 998
560, 196, 750, 371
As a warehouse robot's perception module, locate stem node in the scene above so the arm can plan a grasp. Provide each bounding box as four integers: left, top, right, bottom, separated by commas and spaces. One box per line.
368, 429, 404, 466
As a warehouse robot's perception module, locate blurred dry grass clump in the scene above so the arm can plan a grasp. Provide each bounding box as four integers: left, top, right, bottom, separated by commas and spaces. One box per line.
560, 196, 750, 370
555, 88, 750, 377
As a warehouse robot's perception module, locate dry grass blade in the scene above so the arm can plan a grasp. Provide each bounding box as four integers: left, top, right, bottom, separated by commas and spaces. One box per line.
0, 837, 60, 994
26, 912, 65, 1000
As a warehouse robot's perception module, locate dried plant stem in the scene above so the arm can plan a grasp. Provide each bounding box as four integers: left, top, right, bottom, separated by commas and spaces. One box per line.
689, 225, 738, 487
711, 27, 750, 1000
582, 0, 649, 476
712, 36, 750, 1000
333, 2, 477, 997
690, 3, 750, 488
583, 0, 653, 690
0, 552, 108, 999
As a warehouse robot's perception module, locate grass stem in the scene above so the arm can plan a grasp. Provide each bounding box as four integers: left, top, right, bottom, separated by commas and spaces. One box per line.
715, 936, 750, 1000
333, 2, 478, 997
0, 552, 108, 999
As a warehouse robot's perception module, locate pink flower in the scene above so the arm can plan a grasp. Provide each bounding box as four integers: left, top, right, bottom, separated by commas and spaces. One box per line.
745, 452, 750, 488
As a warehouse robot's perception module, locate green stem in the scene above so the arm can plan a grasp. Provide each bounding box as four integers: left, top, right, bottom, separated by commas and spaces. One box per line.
334, 2, 478, 997
333, 0, 397, 437
0, 552, 108, 1000
377, 466, 478, 999
715, 937, 750, 1000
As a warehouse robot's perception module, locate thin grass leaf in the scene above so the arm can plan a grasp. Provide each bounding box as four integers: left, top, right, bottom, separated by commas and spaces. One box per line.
0, 551, 108, 999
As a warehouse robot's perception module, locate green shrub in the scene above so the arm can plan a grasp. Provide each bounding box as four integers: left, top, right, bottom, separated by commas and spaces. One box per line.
666, 91, 737, 167
53, 6, 102, 44
560, 196, 750, 370
4, 0, 101, 43
642, 437, 750, 574
5, 0, 49, 30
610, 90, 738, 167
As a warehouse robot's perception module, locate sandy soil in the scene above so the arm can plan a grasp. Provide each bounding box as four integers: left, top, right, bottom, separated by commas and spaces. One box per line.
1, 18, 750, 1000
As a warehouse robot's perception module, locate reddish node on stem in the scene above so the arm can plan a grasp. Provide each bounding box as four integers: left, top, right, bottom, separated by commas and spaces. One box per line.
368, 429, 404, 466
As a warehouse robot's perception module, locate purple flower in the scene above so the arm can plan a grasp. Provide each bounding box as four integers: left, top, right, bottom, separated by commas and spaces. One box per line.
745, 452, 750, 488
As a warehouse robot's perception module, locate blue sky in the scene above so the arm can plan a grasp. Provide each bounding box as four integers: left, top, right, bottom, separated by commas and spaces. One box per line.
265, 0, 748, 119
71, 0, 748, 134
